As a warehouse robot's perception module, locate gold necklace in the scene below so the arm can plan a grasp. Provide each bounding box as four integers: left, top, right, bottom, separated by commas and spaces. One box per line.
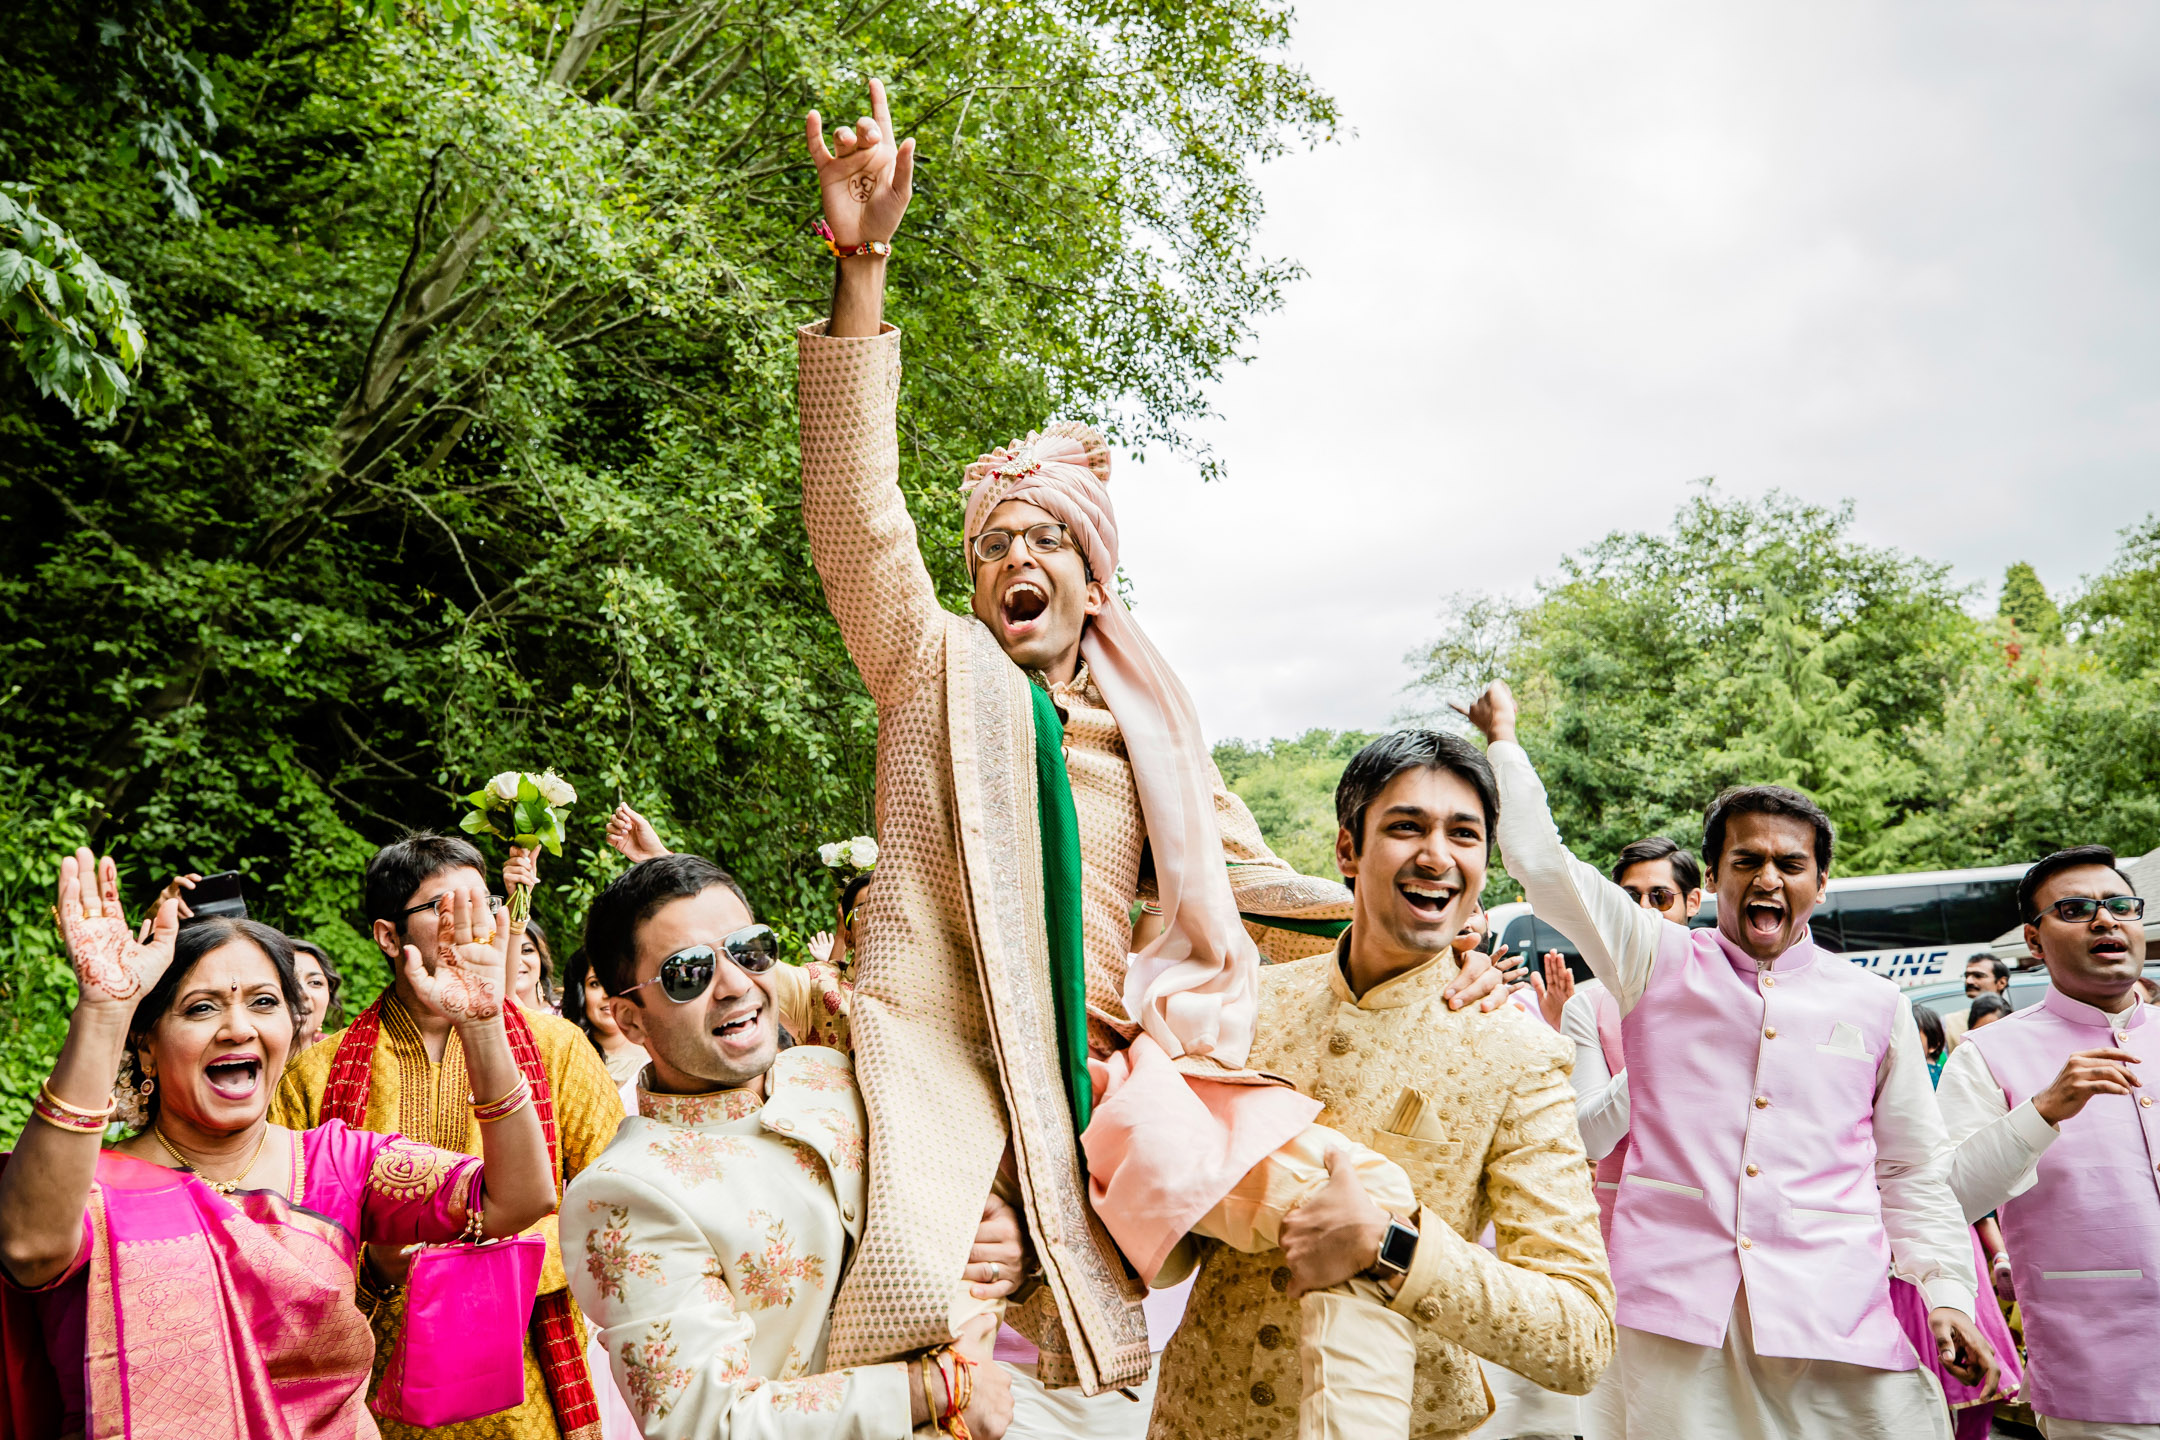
151, 1122, 274, 1196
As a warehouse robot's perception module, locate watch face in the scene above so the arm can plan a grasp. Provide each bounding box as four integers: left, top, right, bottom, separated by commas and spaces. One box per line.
1380, 1221, 1418, 1272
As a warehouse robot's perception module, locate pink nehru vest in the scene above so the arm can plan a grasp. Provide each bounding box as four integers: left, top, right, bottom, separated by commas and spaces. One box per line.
1959, 989, 2160, 1424
1609, 922, 1911, 1368
1590, 984, 1628, 1241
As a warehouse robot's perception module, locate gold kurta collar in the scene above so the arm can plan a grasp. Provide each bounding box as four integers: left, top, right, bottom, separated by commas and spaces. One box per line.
1328, 927, 1463, 1011
638, 1080, 764, 1128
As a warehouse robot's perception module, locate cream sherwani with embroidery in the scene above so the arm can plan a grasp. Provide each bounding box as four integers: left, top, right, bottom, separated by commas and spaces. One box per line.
563, 1042, 909, 1439
1149, 941, 1616, 1440
798, 322, 1350, 1391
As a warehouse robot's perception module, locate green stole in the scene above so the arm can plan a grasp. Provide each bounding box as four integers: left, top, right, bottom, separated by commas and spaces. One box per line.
1029, 682, 1093, 1144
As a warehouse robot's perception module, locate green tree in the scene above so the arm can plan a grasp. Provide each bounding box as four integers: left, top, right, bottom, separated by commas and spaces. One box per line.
1213, 728, 1375, 878
1998, 560, 2063, 645
2074, 514, 2160, 679
0, 0, 1337, 1017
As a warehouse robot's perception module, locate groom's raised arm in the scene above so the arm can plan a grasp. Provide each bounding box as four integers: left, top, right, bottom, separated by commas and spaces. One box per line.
799, 80, 944, 707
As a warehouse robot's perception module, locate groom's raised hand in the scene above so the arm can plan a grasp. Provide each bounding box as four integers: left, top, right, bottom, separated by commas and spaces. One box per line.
807, 79, 914, 337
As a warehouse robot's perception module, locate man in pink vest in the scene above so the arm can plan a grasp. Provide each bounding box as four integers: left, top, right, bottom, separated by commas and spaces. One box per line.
1461, 680, 1997, 1439
1938, 845, 2153, 1439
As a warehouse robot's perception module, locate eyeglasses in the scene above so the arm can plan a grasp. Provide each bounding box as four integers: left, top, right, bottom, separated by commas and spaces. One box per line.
622, 926, 781, 1004
1622, 886, 1681, 911
398, 892, 505, 921
2036, 895, 2147, 924
970, 523, 1071, 566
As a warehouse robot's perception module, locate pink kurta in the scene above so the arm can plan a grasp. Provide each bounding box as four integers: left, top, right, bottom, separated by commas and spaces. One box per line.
1612, 924, 1911, 1368
1960, 989, 2160, 1424
8, 1122, 481, 1438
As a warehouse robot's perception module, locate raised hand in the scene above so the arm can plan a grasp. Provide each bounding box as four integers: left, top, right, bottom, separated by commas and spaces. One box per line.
1450, 680, 1519, 747
2032, 1048, 2141, 1125
57, 848, 178, 1007
502, 844, 540, 894
805, 77, 915, 248
807, 931, 835, 964
605, 803, 670, 864
1539, 950, 1575, 1029
402, 882, 508, 1025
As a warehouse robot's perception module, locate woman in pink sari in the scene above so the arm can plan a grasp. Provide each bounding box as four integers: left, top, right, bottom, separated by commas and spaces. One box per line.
0, 847, 557, 1439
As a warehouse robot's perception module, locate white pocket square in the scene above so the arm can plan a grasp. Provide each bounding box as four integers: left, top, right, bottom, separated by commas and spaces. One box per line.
1817, 1021, 1872, 1060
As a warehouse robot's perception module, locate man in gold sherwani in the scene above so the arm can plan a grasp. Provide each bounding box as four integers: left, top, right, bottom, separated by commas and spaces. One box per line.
274, 832, 623, 1440
796, 84, 1505, 1421
1150, 730, 1614, 1439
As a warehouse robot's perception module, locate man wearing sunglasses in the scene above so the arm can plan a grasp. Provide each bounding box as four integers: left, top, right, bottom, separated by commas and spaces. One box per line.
563, 855, 1020, 1439
1939, 845, 2157, 1439
274, 831, 625, 1440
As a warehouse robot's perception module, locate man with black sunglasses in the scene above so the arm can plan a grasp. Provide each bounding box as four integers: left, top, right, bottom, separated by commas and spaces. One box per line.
1939, 845, 2157, 1439
563, 854, 1023, 1438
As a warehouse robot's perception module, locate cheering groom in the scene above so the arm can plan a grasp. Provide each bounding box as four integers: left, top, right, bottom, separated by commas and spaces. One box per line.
794, 80, 1507, 1436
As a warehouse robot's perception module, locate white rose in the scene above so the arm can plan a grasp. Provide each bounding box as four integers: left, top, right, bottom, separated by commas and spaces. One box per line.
818, 843, 843, 869
846, 836, 879, 869
486, 772, 522, 804
534, 770, 577, 807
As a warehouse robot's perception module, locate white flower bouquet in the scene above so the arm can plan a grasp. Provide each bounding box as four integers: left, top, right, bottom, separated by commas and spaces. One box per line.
817, 835, 879, 877
459, 770, 577, 924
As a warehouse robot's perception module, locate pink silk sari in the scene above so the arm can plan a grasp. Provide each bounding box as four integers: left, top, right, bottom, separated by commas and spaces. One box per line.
6, 1121, 480, 1439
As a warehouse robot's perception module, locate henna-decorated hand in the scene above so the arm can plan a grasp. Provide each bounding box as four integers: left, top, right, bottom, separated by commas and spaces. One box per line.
401, 882, 508, 1027
57, 848, 179, 1010
805, 77, 915, 248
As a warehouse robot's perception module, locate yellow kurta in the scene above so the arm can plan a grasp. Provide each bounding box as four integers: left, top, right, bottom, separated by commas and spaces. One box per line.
272, 992, 626, 1440
1149, 941, 1616, 1440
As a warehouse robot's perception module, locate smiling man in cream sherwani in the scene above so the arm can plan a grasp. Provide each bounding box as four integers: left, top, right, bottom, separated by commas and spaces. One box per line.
1150, 731, 1614, 1440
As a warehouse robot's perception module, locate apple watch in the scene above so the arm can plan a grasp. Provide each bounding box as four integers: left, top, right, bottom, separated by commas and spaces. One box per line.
1371, 1217, 1420, 1280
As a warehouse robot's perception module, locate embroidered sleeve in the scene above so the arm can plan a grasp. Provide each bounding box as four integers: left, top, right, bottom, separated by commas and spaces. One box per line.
798, 322, 948, 710
563, 1167, 910, 1440
1388, 1047, 1615, 1395
356, 1134, 484, 1248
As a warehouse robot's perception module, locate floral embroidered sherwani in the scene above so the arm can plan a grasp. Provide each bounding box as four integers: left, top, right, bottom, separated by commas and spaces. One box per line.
1149, 938, 1616, 1440
563, 1044, 906, 1438
799, 322, 1353, 1392
273, 992, 625, 1440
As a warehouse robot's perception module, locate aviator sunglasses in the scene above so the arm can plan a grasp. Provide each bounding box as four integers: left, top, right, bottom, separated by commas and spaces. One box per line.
623, 925, 781, 1003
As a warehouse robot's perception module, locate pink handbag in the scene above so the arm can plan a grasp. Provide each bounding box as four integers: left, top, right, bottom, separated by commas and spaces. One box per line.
372, 1234, 547, 1427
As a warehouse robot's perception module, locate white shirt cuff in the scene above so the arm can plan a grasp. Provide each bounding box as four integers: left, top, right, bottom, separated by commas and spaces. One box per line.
2008, 1098, 2060, 1153
1917, 1278, 1978, 1318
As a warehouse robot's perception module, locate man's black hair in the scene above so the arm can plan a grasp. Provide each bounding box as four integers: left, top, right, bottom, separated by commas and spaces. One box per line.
583, 855, 753, 999
1335, 730, 1499, 863
127, 918, 307, 1125
2018, 845, 2132, 922
1967, 955, 2011, 986
363, 831, 489, 927
1701, 785, 1834, 876
1967, 991, 2014, 1029
1611, 836, 1703, 894
1913, 1003, 1946, 1060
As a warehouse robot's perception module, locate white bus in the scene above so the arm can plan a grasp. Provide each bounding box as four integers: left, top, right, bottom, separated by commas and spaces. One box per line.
1488, 863, 2033, 992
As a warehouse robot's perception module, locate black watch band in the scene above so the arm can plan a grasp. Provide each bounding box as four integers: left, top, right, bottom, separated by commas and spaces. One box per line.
1371, 1217, 1420, 1278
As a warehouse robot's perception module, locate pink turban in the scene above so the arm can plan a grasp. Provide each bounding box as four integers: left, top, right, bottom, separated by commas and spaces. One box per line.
961, 424, 1261, 1071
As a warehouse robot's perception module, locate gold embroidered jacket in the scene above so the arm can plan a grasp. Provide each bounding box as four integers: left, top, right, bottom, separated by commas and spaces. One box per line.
1149, 942, 1616, 1440
798, 322, 1349, 1392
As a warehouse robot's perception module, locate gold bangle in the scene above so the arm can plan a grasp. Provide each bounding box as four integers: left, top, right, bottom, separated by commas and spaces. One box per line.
469, 1078, 531, 1123
38, 1081, 115, 1122
30, 1098, 109, 1135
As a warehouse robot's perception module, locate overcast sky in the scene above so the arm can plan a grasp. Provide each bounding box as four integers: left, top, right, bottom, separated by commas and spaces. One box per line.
1109, 1, 2160, 744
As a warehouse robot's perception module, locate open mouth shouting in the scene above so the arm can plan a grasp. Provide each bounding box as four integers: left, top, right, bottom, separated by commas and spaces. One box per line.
998, 579, 1051, 641
2091, 931, 2132, 965
1742, 897, 1788, 948
203, 1053, 264, 1103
